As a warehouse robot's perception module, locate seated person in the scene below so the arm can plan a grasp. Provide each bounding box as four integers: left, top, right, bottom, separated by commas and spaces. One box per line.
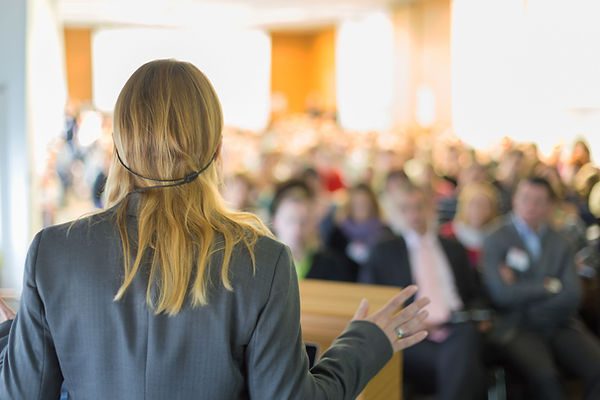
439, 181, 499, 271
482, 176, 600, 400
363, 181, 487, 400
271, 179, 357, 282
327, 183, 389, 266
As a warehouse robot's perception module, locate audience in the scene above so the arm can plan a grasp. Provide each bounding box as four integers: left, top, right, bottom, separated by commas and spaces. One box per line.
482, 176, 600, 400
222, 173, 258, 213
362, 182, 488, 400
380, 169, 410, 234
493, 149, 525, 215
270, 180, 357, 282
439, 182, 499, 271
327, 183, 389, 266
35, 105, 600, 398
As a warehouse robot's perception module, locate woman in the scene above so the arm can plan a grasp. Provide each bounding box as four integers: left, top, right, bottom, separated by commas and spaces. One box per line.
439, 182, 498, 270
328, 183, 389, 266
0, 59, 428, 399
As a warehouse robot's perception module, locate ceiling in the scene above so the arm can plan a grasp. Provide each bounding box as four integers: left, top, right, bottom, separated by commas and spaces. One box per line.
56, 0, 416, 31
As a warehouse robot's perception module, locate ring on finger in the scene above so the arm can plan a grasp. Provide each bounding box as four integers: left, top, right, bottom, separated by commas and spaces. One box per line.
396, 326, 404, 339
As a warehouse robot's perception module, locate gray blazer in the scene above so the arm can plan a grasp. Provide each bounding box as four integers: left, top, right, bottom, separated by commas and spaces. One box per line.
0, 195, 392, 399
482, 216, 582, 342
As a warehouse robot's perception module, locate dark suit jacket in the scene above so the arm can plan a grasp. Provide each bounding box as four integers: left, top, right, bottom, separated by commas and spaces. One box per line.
0, 193, 392, 399
482, 216, 582, 341
305, 249, 358, 282
362, 233, 482, 309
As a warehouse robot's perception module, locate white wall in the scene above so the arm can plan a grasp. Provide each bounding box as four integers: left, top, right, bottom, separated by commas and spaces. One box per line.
92, 27, 271, 131
0, 0, 66, 293
336, 11, 395, 132
0, 0, 29, 292
452, 0, 600, 159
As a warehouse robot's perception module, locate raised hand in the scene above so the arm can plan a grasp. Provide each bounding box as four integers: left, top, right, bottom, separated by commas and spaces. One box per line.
0, 297, 16, 324
353, 285, 429, 353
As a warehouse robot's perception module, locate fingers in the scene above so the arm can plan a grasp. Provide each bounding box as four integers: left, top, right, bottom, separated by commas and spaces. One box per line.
352, 298, 370, 321
394, 309, 429, 337
376, 285, 418, 318
393, 330, 428, 352
0, 297, 16, 323
391, 297, 430, 325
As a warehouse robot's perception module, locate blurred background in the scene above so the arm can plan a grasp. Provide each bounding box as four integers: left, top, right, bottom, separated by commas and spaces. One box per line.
1, 0, 599, 294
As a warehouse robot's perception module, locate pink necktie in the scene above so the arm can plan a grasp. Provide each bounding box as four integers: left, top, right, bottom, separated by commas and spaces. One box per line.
414, 236, 451, 342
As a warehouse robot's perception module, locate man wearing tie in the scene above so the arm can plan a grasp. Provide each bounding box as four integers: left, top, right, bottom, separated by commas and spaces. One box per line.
363, 182, 487, 400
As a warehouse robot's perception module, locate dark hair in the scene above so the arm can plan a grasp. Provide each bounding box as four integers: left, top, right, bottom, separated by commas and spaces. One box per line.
301, 167, 320, 181
270, 179, 314, 216
520, 176, 557, 201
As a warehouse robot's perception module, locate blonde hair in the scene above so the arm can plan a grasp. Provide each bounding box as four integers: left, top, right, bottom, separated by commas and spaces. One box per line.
105, 59, 270, 315
454, 182, 499, 226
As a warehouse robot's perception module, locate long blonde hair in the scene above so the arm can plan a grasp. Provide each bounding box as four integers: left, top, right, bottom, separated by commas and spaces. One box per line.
104, 59, 270, 315
454, 182, 499, 226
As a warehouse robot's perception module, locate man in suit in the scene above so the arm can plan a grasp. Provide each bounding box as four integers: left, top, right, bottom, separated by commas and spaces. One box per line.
363, 182, 487, 400
271, 179, 357, 282
482, 176, 600, 400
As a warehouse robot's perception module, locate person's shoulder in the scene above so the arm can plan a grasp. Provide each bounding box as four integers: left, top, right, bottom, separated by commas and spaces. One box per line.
543, 226, 571, 249
438, 234, 464, 251
253, 234, 286, 255
231, 234, 289, 273
37, 208, 117, 245
375, 230, 404, 244
484, 215, 514, 242
370, 231, 406, 255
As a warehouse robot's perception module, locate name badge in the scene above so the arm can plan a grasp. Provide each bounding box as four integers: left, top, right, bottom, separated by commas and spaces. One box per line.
506, 247, 530, 272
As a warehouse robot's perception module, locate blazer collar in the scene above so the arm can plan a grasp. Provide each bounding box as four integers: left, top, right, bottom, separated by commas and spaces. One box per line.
125, 193, 141, 217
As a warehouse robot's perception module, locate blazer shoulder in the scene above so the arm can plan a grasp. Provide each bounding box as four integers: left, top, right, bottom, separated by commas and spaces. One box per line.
35, 209, 117, 245
484, 216, 515, 242
253, 235, 287, 260
372, 232, 406, 251
235, 235, 290, 279
438, 235, 464, 251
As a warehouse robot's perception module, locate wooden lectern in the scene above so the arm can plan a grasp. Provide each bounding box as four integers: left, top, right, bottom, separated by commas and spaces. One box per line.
298, 280, 404, 400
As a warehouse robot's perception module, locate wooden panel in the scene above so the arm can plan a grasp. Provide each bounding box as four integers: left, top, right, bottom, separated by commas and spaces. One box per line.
270, 27, 336, 115
299, 280, 404, 400
271, 32, 313, 114
64, 27, 92, 102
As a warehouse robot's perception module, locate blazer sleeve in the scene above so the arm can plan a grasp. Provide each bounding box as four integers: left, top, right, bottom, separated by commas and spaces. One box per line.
245, 246, 393, 400
0, 320, 12, 368
481, 232, 548, 308
528, 244, 582, 328
0, 231, 63, 398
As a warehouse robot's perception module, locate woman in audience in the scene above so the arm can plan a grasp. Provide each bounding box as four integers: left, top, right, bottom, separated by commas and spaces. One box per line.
0, 59, 429, 399
439, 182, 499, 270
329, 183, 389, 266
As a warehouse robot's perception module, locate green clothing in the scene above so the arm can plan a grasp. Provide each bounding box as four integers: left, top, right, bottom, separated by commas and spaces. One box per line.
295, 251, 314, 280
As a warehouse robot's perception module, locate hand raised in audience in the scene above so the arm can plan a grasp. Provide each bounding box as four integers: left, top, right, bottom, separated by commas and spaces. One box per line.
0, 297, 16, 324
352, 285, 429, 353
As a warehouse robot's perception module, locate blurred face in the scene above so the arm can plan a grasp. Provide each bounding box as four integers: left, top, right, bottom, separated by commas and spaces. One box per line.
350, 190, 375, 223
272, 198, 315, 250
512, 182, 554, 230
223, 178, 250, 211
573, 142, 589, 162
465, 193, 493, 229
392, 190, 430, 235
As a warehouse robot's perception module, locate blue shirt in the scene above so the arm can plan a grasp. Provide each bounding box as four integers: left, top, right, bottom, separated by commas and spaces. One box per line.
511, 214, 546, 261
